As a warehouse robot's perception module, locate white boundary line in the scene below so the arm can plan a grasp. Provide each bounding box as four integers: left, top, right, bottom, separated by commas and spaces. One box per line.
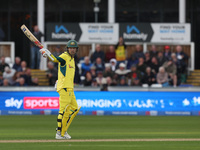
0, 139, 200, 143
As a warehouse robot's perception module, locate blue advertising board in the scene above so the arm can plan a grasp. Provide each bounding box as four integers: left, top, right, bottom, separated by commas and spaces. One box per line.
0, 91, 200, 115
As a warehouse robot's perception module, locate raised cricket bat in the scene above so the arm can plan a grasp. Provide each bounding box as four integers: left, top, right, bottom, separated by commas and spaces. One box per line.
20, 24, 44, 49
21, 24, 54, 60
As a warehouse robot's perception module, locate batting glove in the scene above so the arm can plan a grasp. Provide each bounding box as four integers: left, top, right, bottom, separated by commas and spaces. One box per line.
39, 48, 49, 58
39, 48, 55, 61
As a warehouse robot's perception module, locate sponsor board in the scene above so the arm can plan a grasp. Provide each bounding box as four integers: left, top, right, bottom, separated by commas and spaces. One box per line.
79, 23, 119, 43
120, 23, 190, 42
46, 23, 190, 43
151, 23, 191, 42
120, 23, 153, 42
46, 23, 81, 41
0, 91, 200, 116
46, 23, 118, 43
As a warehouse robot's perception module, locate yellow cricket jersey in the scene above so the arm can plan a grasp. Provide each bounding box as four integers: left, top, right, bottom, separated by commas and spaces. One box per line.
51, 52, 75, 91
115, 45, 126, 61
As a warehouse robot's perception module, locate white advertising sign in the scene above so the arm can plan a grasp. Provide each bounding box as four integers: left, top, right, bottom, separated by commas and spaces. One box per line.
79, 23, 119, 43
151, 23, 191, 42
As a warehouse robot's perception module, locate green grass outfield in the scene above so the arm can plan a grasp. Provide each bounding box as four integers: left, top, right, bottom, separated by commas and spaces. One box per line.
0, 115, 200, 150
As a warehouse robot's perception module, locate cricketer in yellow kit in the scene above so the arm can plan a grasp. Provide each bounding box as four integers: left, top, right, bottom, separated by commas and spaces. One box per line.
40, 40, 81, 139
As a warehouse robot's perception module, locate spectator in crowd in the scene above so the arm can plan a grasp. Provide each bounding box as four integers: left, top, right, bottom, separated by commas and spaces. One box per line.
109, 58, 117, 72
103, 64, 114, 79
171, 52, 186, 83
53, 45, 63, 68
144, 51, 151, 65
163, 45, 171, 60
137, 57, 147, 75
0, 56, 9, 73
156, 67, 169, 87
21, 61, 27, 72
132, 44, 145, 61
115, 37, 127, 67
91, 44, 105, 63
13, 57, 22, 72
5, 57, 12, 67
94, 57, 105, 72
3, 66, 16, 85
12, 71, 21, 85
105, 45, 115, 62
20, 68, 31, 85
157, 51, 167, 67
90, 65, 97, 79
46, 61, 58, 86
176, 45, 188, 61
162, 58, 177, 87
171, 52, 177, 61
106, 76, 113, 86
96, 71, 107, 87
142, 67, 156, 86
115, 63, 130, 84
171, 52, 184, 74
127, 55, 138, 69
149, 45, 158, 58
15, 77, 27, 86
149, 56, 159, 74
53, 45, 62, 56
91, 78, 98, 87
103, 63, 114, 86
128, 64, 142, 86
30, 25, 43, 69
175, 45, 188, 73
32, 77, 39, 86
81, 56, 93, 76
118, 76, 128, 86
21, 68, 38, 86
115, 63, 130, 77
3, 79, 9, 86
83, 71, 92, 86
15, 60, 28, 80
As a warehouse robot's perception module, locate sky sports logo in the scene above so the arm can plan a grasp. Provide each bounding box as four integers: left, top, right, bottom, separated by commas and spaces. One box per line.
51, 25, 76, 39
123, 25, 148, 41
24, 97, 59, 109
4, 97, 59, 110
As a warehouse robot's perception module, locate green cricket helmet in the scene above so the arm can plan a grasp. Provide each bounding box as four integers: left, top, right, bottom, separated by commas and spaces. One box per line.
66, 40, 79, 54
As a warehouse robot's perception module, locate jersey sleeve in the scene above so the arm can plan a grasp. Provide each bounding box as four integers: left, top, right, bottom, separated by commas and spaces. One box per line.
47, 52, 66, 66
56, 53, 67, 66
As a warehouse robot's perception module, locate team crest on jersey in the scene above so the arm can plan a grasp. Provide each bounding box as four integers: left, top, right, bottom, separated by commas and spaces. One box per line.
69, 64, 74, 68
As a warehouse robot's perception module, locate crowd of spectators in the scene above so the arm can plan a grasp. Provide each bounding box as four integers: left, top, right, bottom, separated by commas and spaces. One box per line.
0, 37, 189, 88
0, 56, 38, 86
79, 38, 189, 89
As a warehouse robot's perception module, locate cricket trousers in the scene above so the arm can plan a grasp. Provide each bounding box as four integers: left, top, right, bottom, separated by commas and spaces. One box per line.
57, 88, 78, 133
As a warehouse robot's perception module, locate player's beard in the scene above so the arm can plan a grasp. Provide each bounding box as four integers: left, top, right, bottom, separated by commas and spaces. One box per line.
68, 50, 76, 58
